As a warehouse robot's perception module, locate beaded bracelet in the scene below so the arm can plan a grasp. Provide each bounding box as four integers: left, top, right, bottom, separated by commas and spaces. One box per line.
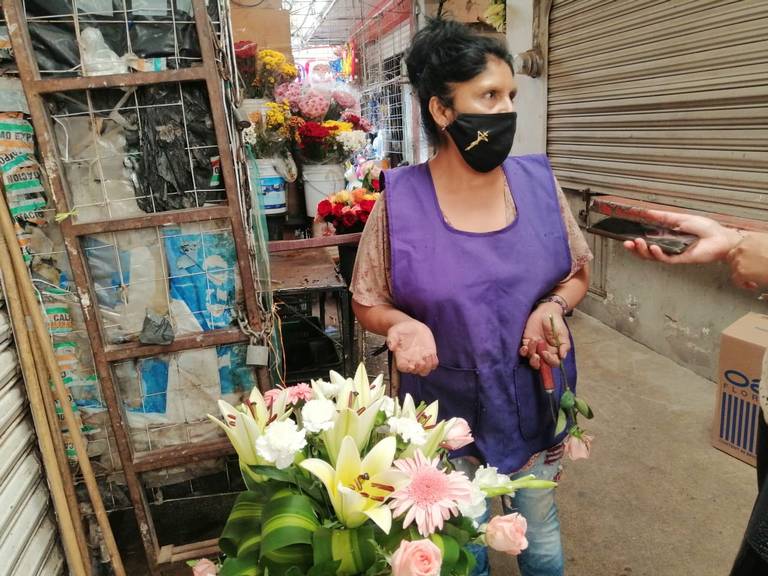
536, 294, 569, 316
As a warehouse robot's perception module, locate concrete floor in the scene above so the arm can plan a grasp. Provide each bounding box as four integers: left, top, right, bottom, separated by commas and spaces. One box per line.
489, 312, 756, 576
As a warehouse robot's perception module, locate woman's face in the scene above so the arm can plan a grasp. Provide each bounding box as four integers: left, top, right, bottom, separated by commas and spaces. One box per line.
447, 56, 517, 120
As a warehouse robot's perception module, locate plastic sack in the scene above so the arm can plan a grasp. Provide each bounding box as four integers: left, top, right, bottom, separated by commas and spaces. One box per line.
80, 27, 128, 76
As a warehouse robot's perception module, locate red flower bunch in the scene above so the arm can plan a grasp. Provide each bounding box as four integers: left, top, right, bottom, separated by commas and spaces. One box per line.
316, 188, 381, 234
234, 41, 257, 98
299, 121, 331, 143
234, 41, 257, 59
298, 121, 335, 163
341, 111, 374, 133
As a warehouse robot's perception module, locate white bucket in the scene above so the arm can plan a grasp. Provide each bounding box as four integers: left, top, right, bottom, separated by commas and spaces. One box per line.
303, 163, 346, 217
255, 159, 287, 215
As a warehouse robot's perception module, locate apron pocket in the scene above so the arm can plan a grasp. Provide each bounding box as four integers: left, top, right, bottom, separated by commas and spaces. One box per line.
417, 365, 480, 430
513, 363, 561, 441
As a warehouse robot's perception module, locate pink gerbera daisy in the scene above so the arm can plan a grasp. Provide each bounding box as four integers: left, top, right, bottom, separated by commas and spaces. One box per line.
389, 450, 474, 537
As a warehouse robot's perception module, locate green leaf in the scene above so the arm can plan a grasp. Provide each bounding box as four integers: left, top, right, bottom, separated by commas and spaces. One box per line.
441, 522, 473, 547
312, 526, 376, 576
220, 491, 270, 558
429, 533, 460, 571
261, 493, 320, 557
245, 465, 326, 504
555, 408, 567, 435
456, 547, 476, 576
306, 560, 342, 576
219, 552, 261, 576
559, 390, 575, 411
574, 397, 594, 419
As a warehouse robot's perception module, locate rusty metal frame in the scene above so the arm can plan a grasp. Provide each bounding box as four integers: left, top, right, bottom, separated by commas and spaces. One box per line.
5, 1, 264, 573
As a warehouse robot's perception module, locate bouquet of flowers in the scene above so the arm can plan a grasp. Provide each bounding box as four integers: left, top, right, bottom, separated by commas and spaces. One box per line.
252, 50, 298, 100
242, 101, 292, 158
199, 364, 557, 576
296, 119, 369, 164
234, 41, 258, 99
315, 188, 380, 234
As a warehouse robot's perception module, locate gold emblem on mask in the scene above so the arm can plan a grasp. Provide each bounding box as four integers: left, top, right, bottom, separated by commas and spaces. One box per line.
465, 130, 490, 151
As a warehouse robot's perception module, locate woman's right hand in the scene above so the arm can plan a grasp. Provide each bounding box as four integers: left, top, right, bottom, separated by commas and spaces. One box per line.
387, 319, 439, 376
623, 210, 742, 264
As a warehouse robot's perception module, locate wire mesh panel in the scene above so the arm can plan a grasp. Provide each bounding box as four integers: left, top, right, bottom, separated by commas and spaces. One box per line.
81, 219, 242, 344
22, 0, 222, 77
46, 82, 226, 223
355, 2, 413, 166
112, 343, 254, 451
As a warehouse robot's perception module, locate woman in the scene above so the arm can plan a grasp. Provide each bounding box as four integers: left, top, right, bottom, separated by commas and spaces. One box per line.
350, 19, 592, 576
624, 211, 768, 575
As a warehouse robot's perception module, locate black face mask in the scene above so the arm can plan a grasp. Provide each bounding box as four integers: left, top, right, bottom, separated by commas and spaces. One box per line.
446, 111, 517, 173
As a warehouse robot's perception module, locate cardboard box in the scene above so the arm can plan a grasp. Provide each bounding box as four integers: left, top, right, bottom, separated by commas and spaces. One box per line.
230, 6, 294, 61
712, 312, 768, 466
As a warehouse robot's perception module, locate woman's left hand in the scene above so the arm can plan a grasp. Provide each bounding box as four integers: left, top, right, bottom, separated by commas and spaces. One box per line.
520, 302, 571, 369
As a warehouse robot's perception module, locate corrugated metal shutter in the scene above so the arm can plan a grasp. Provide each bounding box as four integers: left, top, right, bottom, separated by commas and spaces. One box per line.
547, 0, 768, 219
0, 307, 65, 576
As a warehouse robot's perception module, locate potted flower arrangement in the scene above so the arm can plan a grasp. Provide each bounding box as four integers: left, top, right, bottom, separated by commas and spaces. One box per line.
274, 80, 374, 220
241, 101, 298, 237
294, 119, 370, 217
318, 159, 383, 284
237, 49, 298, 124
194, 364, 557, 576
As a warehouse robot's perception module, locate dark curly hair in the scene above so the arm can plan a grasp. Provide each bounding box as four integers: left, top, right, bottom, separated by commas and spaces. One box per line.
405, 19, 514, 147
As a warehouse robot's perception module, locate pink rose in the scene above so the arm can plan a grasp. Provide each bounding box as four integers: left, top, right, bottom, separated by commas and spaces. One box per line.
286, 383, 313, 405
264, 388, 282, 408
192, 558, 218, 575
391, 539, 442, 576
441, 418, 474, 450
485, 513, 529, 556
564, 434, 593, 461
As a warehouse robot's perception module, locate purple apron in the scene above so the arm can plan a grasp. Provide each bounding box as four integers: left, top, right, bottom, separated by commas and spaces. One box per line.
387, 155, 577, 474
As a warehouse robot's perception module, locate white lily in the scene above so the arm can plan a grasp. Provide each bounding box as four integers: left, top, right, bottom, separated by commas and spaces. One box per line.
207, 399, 262, 465
322, 397, 383, 465
394, 393, 449, 459
331, 363, 386, 411
300, 435, 407, 533
320, 364, 387, 464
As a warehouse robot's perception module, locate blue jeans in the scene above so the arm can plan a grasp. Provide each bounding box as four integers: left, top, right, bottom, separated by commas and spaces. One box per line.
468, 451, 564, 576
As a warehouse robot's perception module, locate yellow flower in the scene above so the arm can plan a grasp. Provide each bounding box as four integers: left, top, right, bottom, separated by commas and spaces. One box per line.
322, 120, 354, 133
332, 191, 351, 204
258, 49, 286, 68
280, 62, 298, 78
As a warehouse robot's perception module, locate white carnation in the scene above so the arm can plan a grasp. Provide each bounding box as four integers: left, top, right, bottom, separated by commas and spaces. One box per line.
256, 419, 307, 469
474, 466, 510, 491
301, 399, 336, 433
458, 483, 488, 522
337, 130, 367, 153
242, 125, 258, 146
387, 416, 427, 446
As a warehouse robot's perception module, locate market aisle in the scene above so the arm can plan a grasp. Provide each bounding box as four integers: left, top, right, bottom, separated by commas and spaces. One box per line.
489, 312, 755, 576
